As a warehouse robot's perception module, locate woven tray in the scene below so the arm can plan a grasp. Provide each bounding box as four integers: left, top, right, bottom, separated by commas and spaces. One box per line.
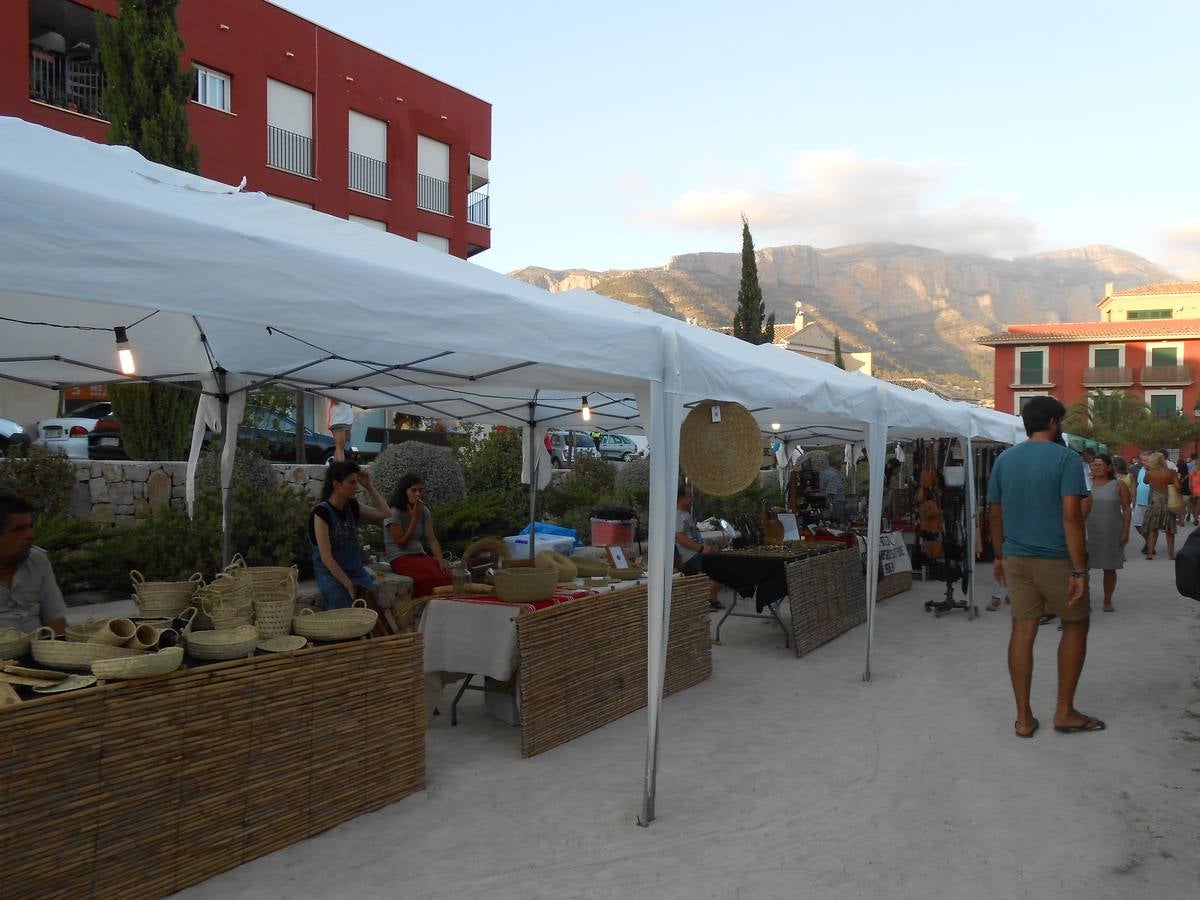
292, 599, 378, 641
92, 646, 184, 680
0, 627, 33, 659
185, 625, 258, 661
31, 628, 147, 672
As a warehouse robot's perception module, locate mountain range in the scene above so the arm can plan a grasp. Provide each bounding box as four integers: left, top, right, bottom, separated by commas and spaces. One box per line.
510, 243, 1177, 397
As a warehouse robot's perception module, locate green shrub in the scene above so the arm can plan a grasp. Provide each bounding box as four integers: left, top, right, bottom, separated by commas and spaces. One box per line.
567, 454, 616, 495
614, 456, 650, 494
196, 445, 278, 493
36, 514, 110, 594
452, 425, 524, 496
107, 382, 199, 460
0, 447, 77, 518
693, 479, 784, 525
371, 440, 466, 509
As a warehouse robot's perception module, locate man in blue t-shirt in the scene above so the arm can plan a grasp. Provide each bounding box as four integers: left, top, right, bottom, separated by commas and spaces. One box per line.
988, 396, 1104, 738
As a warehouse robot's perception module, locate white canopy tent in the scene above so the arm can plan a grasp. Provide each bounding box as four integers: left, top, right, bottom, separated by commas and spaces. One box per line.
0, 119, 1020, 827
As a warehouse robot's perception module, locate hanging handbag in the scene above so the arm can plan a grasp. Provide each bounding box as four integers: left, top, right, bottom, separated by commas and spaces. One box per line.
1168, 483, 1185, 515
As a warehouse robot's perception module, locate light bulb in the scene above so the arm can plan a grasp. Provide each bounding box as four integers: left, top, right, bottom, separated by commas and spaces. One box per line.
114, 326, 136, 376
581, 395, 591, 422
770, 422, 781, 431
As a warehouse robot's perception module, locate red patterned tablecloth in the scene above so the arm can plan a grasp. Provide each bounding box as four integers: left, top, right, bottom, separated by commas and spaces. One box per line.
437, 587, 600, 613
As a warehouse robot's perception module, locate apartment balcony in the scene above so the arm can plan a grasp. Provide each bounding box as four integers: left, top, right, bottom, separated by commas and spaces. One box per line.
467, 190, 490, 227
1140, 365, 1193, 386
349, 151, 387, 197
267, 125, 313, 178
29, 47, 107, 120
1081, 366, 1134, 387
417, 173, 450, 215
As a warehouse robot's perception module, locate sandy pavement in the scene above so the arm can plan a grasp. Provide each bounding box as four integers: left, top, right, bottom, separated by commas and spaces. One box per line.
176, 542, 1200, 900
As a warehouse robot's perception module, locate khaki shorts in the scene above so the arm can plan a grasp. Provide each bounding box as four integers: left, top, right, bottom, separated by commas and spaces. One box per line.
1003, 556, 1090, 622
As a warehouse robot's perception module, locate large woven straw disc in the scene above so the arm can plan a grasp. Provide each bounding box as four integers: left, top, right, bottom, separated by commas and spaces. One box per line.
679, 400, 761, 496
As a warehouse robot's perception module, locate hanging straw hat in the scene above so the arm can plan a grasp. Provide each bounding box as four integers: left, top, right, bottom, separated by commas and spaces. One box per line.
679, 400, 762, 496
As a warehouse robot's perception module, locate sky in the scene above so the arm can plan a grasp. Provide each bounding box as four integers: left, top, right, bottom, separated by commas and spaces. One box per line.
278, 0, 1200, 278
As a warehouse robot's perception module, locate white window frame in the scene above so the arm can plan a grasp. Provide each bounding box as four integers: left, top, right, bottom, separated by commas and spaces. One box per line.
194, 65, 231, 113
1145, 389, 1183, 418
349, 214, 387, 231
416, 232, 450, 253
1013, 345, 1050, 387
1088, 343, 1125, 368
1013, 392, 1051, 415
1146, 341, 1184, 368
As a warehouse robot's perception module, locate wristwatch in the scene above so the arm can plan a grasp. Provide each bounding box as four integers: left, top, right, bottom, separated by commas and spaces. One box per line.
1070, 571, 1088, 578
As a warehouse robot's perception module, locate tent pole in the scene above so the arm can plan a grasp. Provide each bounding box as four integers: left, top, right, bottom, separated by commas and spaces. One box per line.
527, 402, 537, 560
863, 420, 887, 682
964, 437, 977, 619
216, 369, 232, 566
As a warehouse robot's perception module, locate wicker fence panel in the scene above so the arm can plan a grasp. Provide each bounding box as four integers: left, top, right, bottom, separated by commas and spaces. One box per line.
0, 633, 424, 899
878, 569, 913, 600
786, 547, 868, 658
516, 576, 712, 758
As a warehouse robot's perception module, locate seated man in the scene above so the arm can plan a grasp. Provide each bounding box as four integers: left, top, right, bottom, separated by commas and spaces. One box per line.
0, 493, 67, 636
675, 480, 724, 610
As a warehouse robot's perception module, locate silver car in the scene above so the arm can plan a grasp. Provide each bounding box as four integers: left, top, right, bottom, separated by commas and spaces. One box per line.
0, 416, 31, 458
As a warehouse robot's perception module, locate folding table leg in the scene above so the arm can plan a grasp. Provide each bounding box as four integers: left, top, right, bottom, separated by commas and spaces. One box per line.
451, 674, 474, 726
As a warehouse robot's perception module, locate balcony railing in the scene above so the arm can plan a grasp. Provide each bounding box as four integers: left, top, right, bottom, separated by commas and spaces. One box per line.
417, 173, 450, 215
267, 125, 313, 178
29, 49, 107, 120
1081, 366, 1134, 387
467, 191, 490, 227
1140, 365, 1193, 386
349, 151, 387, 197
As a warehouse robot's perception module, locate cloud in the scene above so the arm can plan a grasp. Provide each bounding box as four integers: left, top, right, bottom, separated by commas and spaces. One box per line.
646, 149, 1039, 257
1160, 220, 1200, 279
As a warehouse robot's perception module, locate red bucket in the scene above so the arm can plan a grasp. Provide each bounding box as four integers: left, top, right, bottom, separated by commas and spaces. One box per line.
590, 518, 633, 547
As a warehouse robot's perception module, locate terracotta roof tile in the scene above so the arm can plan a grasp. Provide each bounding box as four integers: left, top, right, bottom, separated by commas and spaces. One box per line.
977, 319, 1200, 345
1111, 281, 1200, 297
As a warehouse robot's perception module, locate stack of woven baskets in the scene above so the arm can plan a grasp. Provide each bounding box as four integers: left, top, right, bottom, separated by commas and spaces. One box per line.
131, 570, 203, 619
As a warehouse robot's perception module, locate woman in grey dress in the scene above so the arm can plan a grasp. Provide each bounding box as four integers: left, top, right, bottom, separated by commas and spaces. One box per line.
1082, 453, 1131, 612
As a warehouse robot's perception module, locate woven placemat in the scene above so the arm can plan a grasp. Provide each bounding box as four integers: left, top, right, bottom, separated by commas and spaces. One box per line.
680, 400, 761, 496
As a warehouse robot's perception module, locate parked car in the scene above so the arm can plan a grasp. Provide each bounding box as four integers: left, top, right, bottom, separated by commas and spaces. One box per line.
548, 430, 599, 468
0, 416, 31, 458
597, 433, 641, 462
33, 401, 113, 459
87, 407, 341, 463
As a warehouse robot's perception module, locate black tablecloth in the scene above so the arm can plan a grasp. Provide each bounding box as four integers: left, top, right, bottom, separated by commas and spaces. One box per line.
700, 554, 790, 612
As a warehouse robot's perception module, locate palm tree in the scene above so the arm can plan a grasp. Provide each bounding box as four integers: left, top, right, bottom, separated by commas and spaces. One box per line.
1065, 390, 1149, 445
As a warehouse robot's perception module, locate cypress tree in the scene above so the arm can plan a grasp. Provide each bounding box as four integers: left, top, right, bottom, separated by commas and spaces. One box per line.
98, 0, 199, 173
732, 216, 774, 344
834, 332, 846, 369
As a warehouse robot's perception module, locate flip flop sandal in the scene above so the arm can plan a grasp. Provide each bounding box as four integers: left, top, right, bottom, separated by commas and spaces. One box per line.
986, 598, 1002, 612
1054, 716, 1106, 734
1015, 718, 1039, 739
1103, 605, 1114, 612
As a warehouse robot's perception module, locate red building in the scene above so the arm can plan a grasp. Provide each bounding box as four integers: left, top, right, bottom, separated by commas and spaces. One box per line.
978, 320, 1200, 420
4, 0, 492, 259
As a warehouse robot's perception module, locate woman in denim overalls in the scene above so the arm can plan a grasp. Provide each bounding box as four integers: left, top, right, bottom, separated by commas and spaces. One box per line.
309, 461, 389, 609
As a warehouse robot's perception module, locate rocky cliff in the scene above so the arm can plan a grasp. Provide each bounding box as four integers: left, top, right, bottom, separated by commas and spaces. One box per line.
511, 243, 1176, 396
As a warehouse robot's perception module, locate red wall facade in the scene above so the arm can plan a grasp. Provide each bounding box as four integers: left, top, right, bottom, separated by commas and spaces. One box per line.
4, 0, 492, 258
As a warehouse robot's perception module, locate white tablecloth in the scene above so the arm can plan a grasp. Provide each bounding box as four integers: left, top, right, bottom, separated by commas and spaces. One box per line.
420, 598, 522, 681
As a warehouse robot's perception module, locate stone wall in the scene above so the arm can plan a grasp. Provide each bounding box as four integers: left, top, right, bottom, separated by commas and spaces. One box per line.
69, 461, 330, 525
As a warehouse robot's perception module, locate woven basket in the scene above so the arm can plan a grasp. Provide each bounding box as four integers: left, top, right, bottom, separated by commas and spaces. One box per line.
571, 556, 610, 578
65, 618, 109, 643
185, 625, 258, 661
679, 400, 762, 496
92, 646, 184, 681
195, 572, 253, 630
493, 567, 557, 603
292, 599, 378, 642
31, 628, 147, 672
0, 627, 34, 659
244, 565, 299, 593
252, 595, 296, 639
462, 536, 509, 579
131, 570, 203, 618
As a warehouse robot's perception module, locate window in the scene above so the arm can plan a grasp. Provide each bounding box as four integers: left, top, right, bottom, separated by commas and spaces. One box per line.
417, 136, 451, 215
1151, 346, 1179, 367
194, 66, 230, 112
1146, 391, 1182, 418
1014, 393, 1050, 415
1128, 309, 1172, 320
348, 111, 388, 197
1091, 347, 1120, 368
267, 79, 313, 177
1016, 347, 1048, 386
416, 232, 450, 253
267, 194, 313, 209
349, 215, 387, 231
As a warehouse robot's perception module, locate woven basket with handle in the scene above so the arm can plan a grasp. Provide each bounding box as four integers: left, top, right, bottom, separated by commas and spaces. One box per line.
492, 567, 557, 603
252, 594, 296, 639
31, 627, 146, 672
130, 570, 203, 618
195, 572, 252, 630
0, 627, 34, 659
292, 599, 378, 641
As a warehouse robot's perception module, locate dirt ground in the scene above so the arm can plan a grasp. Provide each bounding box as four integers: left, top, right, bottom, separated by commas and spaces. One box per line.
169, 546, 1200, 900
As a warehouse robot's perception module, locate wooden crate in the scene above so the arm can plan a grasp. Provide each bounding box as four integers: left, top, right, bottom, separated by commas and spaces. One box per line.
0, 633, 425, 899
786, 547, 867, 658
515, 576, 712, 758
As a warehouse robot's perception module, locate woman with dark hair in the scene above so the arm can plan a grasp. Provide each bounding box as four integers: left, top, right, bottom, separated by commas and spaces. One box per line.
309, 461, 389, 609
385, 473, 452, 597
1081, 453, 1130, 612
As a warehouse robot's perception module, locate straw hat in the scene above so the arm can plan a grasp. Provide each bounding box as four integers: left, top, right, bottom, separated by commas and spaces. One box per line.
680, 400, 761, 496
